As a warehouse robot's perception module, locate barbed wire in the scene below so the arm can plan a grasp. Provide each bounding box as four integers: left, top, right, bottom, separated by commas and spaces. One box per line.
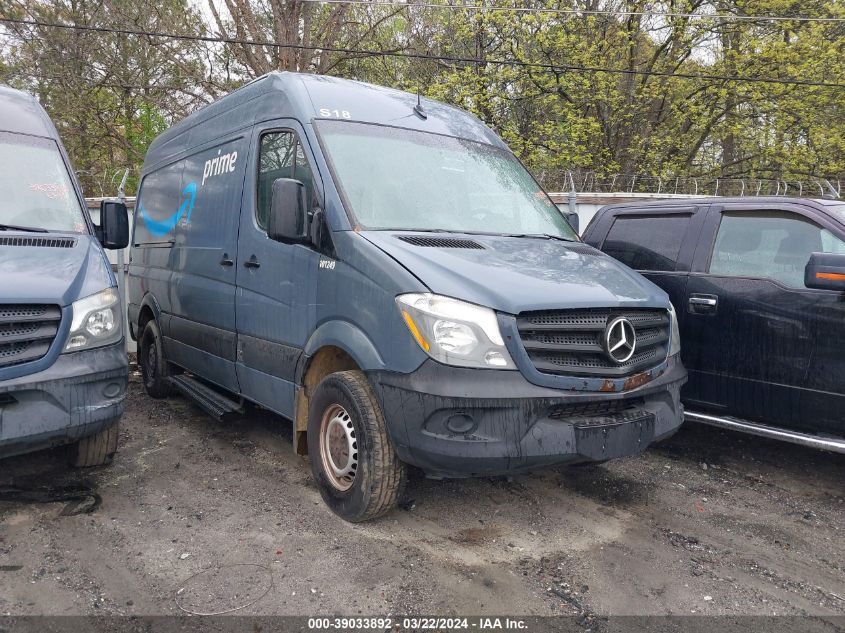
551, 171, 842, 198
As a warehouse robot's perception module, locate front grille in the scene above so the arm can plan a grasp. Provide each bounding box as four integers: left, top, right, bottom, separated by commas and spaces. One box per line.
517, 308, 669, 377
549, 398, 645, 419
0, 304, 62, 369
549, 398, 651, 428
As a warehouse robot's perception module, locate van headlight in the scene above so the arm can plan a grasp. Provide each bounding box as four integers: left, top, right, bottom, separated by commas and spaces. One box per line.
396, 293, 516, 369
668, 303, 681, 356
64, 288, 122, 352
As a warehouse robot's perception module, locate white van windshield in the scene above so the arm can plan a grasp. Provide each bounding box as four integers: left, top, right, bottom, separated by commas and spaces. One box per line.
317, 120, 577, 239
0, 132, 87, 233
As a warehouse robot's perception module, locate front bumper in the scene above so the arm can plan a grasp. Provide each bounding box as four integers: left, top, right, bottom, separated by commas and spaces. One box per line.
0, 343, 128, 459
369, 355, 686, 478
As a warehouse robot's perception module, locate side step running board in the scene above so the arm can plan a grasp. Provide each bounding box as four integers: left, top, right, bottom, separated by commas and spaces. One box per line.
686, 410, 845, 454
169, 375, 244, 421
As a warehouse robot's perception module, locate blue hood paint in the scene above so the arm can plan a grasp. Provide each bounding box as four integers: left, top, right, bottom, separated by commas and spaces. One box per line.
360, 232, 670, 314
0, 234, 114, 306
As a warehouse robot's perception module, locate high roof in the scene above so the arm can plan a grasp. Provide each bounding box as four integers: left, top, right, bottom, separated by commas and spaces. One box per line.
0, 85, 56, 138
144, 72, 507, 170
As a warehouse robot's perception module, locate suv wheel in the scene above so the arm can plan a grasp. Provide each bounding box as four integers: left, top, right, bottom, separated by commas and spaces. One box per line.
139, 320, 172, 398
308, 370, 406, 522
72, 422, 119, 467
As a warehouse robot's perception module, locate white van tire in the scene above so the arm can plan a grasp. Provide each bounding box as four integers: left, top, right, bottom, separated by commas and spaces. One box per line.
72, 422, 119, 467
139, 320, 173, 398
308, 371, 406, 522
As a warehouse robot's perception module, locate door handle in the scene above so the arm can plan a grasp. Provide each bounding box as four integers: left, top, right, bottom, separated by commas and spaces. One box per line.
220, 254, 234, 267
689, 294, 718, 313
243, 256, 261, 269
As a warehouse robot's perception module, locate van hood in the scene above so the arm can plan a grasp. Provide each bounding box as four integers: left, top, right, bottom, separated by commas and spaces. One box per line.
360, 231, 669, 315
0, 233, 114, 306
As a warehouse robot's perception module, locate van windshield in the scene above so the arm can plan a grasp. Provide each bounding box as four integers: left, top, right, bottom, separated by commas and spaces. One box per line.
317, 120, 577, 239
824, 203, 845, 225
0, 131, 87, 233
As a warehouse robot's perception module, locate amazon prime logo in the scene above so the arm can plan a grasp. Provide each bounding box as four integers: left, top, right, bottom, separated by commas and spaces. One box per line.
604, 317, 637, 364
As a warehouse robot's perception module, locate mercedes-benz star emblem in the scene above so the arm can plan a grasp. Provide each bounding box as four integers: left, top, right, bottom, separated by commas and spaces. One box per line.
604, 317, 637, 364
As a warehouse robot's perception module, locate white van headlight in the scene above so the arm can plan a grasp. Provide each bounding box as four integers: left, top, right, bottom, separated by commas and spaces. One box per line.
396, 293, 516, 369
668, 303, 681, 356
64, 288, 122, 352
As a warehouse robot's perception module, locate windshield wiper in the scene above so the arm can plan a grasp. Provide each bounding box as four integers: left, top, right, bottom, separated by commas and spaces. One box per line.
503, 232, 577, 242
0, 223, 49, 233
393, 228, 577, 241
388, 228, 579, 242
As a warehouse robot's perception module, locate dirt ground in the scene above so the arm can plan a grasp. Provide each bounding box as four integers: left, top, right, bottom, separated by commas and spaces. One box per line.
0, 367, 843, 621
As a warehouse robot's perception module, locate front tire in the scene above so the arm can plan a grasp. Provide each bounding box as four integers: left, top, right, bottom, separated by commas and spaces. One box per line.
139, 320, 172, 399
72, 422, 119, 467
308, 371, 406, 522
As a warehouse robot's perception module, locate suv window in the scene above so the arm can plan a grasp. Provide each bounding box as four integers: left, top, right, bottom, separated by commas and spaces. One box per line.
603, 214, 691, 271
709, 211, 845, 288
257, 130, 316, 230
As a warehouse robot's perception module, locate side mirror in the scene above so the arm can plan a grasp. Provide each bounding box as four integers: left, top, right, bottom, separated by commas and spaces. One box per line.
268, 178, 308, 242
564, 211, 580, 234
805, 252, 845, 291
99, 200, 129, 250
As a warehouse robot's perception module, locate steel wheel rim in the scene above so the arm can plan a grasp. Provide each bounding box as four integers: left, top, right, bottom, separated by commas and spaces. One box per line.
145, 339, 157, 382
319, 404, 358, 492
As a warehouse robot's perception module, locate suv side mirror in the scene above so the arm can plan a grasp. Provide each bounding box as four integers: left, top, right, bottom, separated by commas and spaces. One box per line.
805, 252, 845, 291
564, 211, 579, 234
268, 178, 308, 242
99, 200, 129, 250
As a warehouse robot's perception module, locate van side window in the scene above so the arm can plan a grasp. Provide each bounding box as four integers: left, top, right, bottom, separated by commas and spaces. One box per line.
709, 212, 845, 289
603, 214, 691, 272
257, 131, 316, 231
134, 164, 183, 245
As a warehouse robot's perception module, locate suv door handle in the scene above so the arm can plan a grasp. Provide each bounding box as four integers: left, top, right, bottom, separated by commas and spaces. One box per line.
219, 253, 234, 267
243, 256, 261, 269
689, 294, 718, 313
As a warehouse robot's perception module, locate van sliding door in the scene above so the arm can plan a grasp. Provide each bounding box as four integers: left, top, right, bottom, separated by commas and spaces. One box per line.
164, 135, 248, 393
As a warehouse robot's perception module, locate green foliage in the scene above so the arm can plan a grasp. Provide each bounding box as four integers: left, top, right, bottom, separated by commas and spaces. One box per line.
1, 0, 842, 193
0, 0, 213, 195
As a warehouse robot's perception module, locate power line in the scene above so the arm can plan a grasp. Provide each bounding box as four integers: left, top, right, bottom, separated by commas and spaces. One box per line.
0, 69, 218, 96
299, 0, 845, 23
2, 16, 843, 88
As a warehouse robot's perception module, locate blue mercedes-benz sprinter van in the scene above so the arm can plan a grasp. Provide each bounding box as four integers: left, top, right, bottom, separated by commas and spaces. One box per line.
0, 86, 129, 466
128, 72, 686, 521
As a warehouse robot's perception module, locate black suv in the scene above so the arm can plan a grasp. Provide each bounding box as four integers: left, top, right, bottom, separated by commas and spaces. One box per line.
583, 197, 845, 453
